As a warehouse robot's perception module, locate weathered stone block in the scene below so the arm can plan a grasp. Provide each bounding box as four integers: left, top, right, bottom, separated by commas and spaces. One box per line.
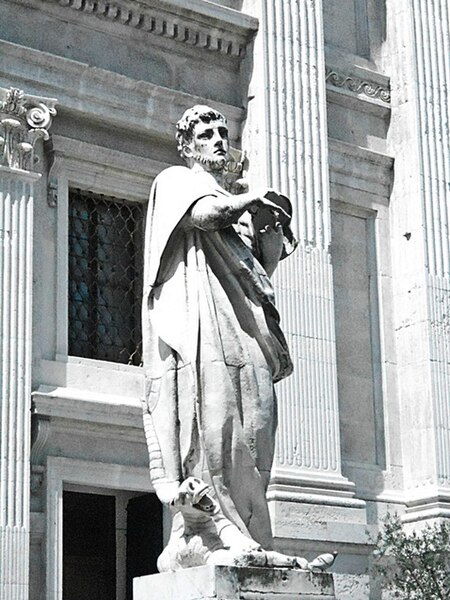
134, 565, 335, 600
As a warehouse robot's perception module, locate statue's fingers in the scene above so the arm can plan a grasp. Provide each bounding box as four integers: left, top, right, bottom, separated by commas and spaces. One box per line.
261, 198, 290, 220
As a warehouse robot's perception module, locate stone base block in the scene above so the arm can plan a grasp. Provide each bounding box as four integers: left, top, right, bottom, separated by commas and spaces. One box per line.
134, 565, 335, 600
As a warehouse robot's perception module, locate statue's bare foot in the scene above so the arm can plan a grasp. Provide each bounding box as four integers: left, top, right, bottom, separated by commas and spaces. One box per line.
233, 549, 309, 569
233, 548, 267, 567
265, 551, 309, 569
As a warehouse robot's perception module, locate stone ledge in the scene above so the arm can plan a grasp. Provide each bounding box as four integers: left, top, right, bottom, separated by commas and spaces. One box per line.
32, 383, 143, 429
328, 138, 394, 201
0, 40, 244, 142
134, 565, 335, 600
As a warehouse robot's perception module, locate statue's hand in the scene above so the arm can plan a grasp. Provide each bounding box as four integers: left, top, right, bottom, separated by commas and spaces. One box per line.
170, 477, 218, 514
249, 189, 290, 221
249, 190, 292, 228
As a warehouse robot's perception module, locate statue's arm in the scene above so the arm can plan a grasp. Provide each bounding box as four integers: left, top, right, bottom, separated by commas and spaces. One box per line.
189, 191, 260, 230
189, 190, 288, 232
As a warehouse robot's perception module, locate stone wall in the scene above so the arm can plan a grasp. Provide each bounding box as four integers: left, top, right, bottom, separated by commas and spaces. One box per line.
0, 1, 448, 599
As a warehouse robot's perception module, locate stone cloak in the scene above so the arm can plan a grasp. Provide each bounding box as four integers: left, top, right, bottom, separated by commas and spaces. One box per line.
142, 165, 293, 548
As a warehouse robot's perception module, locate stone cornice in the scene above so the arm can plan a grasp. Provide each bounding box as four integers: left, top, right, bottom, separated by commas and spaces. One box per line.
34, 0, 258, 58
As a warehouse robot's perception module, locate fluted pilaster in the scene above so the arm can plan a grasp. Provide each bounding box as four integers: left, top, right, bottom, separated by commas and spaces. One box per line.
243, 0, 354, 499
263, 0, 330, 248
0, 87, 55, 600
412, 0, 450, 488
412, 0, 450, 279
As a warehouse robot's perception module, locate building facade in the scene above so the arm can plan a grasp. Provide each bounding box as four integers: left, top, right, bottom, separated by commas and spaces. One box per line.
0, 0, 449, 598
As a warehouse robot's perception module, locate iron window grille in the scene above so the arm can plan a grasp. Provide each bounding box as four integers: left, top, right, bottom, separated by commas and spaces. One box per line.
68, 189, 144, 366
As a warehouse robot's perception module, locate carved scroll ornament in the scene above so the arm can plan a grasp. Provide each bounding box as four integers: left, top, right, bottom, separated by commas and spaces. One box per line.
0, 87, 57, 172
326, 68, 391, 104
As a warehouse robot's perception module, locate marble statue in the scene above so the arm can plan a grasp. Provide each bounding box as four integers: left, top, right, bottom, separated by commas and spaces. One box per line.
141, 105, 318, 572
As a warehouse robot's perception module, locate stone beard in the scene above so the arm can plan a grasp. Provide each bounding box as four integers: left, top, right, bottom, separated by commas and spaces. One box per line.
141, 105, 305, 572
191, 150, 226, 171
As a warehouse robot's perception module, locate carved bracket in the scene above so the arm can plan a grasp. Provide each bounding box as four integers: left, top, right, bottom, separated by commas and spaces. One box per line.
0, 87, 57, 172
326, 68, 391, 104
31, 415, 51, 466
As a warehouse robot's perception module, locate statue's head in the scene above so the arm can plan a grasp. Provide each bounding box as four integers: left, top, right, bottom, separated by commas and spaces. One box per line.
176, 105, 229, 171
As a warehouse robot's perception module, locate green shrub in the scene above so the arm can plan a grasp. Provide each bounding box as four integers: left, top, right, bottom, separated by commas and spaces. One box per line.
373, 514, 450, 599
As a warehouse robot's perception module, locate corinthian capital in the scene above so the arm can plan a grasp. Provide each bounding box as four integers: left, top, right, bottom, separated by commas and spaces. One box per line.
0, 87, 57, 172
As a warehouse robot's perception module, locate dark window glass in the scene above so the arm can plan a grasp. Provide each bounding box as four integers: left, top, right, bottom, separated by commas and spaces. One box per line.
63, 491, 116, 600
68, 189, 144, 365
126, 494, 163, 599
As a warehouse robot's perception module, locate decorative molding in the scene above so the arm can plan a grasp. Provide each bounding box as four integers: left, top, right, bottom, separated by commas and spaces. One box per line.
0, 87, 56, 172
325, 68, 391, 104
47, 177, 58, 207
37, 0, 257, 58
31, 466, 45, 496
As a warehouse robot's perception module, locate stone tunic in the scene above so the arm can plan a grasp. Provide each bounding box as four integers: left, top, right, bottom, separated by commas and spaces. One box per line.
142, 165, 293, 548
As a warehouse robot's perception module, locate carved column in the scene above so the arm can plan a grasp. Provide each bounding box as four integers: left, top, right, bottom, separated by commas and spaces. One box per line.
387, 0, 450, 521
413, 0, 450, 495
0, 87, 56, 600
242, 1, 357, 503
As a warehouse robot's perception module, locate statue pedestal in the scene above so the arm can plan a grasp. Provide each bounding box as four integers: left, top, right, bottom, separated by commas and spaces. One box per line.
134, 565, 335, 600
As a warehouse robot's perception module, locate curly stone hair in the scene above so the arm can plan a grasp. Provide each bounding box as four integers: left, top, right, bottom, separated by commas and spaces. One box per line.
176, 105, 227, 157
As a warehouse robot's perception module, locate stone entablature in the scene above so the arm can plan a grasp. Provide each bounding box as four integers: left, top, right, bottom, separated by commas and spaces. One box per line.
0, 87, 56, 172
33, 0, 258, 58
0, 40, 244, 146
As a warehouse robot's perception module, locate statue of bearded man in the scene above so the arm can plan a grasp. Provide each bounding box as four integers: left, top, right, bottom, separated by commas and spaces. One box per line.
141, 105, 299, 571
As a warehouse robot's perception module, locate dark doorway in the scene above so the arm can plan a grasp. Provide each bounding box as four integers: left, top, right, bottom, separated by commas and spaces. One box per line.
63, 491, 116, 600
126, 494, 163, 600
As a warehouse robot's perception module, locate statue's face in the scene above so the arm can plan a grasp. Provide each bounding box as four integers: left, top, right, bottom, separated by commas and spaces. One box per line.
186, 119, 229, 168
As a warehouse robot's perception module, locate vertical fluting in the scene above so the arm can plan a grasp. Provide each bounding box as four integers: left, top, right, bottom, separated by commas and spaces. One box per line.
264, 0, 328, 246
411, 0, 450, 485
259, 0, 342, 476
413, 0, 450, 277
0, 174, 34, 600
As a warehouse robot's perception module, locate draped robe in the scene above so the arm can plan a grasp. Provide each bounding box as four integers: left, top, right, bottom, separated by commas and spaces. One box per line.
142, 165, 294, 549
